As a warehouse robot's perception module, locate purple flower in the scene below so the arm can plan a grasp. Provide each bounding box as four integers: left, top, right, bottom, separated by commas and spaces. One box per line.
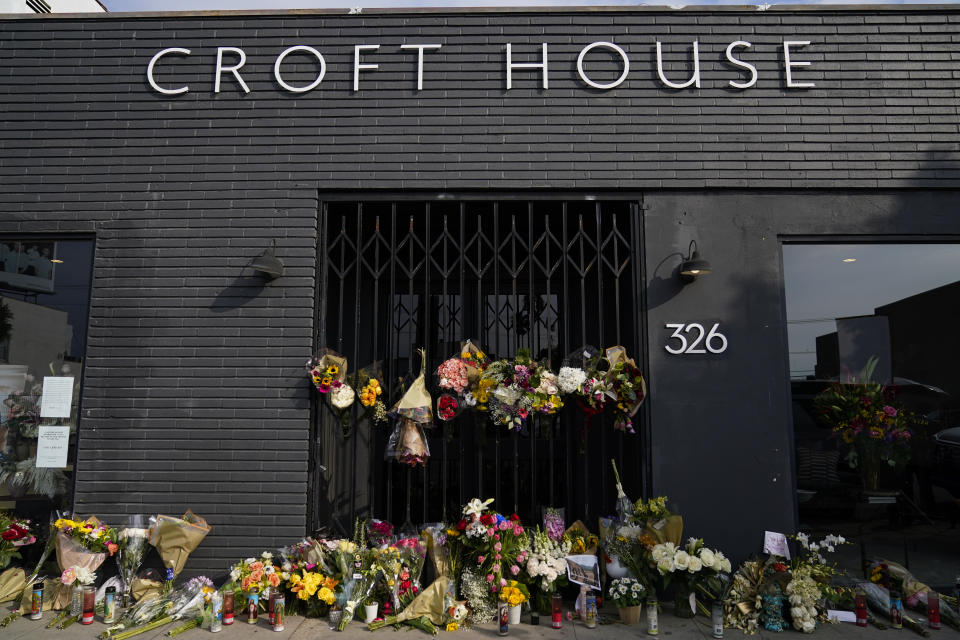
883, 405, 897, 417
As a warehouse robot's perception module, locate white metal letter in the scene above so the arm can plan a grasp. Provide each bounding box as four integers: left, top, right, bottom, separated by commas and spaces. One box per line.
655, 41, 700, 90
783, 40, 815, 88
725, 41, 757, 90
354, 44, 381, 91
576, 41, 629, 90
147, 47, 191, 95
215, 47, 250, 94
399, 44, 442, 90
273, 45, 327, 93
505, 42, 549, 90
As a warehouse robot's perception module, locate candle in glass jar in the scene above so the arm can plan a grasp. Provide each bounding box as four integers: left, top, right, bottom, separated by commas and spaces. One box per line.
81, 585, 96, 624
928, 591, 941, 630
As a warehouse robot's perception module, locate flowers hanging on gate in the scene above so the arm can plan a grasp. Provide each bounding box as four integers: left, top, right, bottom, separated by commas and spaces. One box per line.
307, 350, 388, 436
480, 349, 561, 429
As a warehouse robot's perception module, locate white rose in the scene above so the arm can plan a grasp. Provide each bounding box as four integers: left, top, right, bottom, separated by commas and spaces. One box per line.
687, 556, 703, 573
802, 619, 816, 633
230, 568, 241, 581
720, 558, 732, 572
791, 607, 805, 620
674, 551, 691, 571
656, 558, 675, 575
699, 548, 716, 569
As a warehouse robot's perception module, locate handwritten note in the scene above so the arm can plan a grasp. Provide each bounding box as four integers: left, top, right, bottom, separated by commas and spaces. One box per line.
36, 425, 70, 468
763, 531, 791, 559
40, 376, 74, 418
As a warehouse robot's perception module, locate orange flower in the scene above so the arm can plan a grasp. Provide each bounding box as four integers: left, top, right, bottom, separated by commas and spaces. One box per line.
241, 576, 252, 591
249, 561, 264, 572
268, 573, 281, 588
250, 569, 265, 583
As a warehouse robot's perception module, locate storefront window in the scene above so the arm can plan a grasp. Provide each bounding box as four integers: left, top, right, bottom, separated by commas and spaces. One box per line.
784, 243, 960, 577
0, 238, 94, 521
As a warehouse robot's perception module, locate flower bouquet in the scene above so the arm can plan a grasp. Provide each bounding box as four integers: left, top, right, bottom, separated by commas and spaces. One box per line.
525, 526, 570, 613
608, 576, 645, 623
386, 349, 432, 466
147, 510, 210, 579
814, 357, 918, 490
307, 349, 348, 394
480, 349, 558, 430
0, 512, 34, 569
337, 547, 380, 630
286, 564, 339, 617
603, 346, 647, 433
456, 498, 528, 596
230, 553, 282, 596
52, 516, 117, 608
391, 536, 426, 610
99, 575, 211, 640
650, 537, 730, 618
367, 574, 449, 634
368, 519, 395, 548
116, 517, 149, 606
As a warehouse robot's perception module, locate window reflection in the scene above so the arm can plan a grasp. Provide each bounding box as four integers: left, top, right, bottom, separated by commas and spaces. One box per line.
0, 237, 93, 515
784, 243, 960, 584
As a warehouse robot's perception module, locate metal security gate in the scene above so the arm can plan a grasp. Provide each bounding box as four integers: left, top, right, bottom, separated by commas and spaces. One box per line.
309, 197, 647, 535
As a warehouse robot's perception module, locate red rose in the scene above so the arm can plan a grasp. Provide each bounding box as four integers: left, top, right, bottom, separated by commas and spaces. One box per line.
10, 524, 27, 538
456, 519, 467, 531
510, 513, 520, 522
480, 514, 495, 526
1, 530, 17, 541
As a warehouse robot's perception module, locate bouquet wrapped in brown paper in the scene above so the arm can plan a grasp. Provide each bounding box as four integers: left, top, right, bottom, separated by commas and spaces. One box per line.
386, 349, 432, 467
147, 510, 210, 577
307, 349, 348, 393
368, 576, 449, 632
0, 567, 25, 603
565, 520, 599, 556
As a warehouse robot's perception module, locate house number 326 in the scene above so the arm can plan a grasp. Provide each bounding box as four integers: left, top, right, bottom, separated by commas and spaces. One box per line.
664, 323, 728, 354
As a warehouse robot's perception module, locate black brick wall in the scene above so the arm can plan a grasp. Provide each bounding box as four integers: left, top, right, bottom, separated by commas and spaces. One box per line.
1, 6, 959, 572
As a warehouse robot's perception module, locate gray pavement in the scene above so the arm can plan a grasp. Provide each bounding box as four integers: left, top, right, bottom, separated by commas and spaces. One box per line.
3, 605, 959, 640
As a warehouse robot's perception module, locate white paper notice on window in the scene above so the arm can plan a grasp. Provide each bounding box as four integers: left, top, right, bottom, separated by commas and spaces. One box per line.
40, 376, 74, 418
763, 531, 791, 559
36, 425, 70, 468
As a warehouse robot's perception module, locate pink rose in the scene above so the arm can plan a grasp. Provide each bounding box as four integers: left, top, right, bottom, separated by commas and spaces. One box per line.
500, 578, 507, 586
494, 534, 500, 541
511, 565, 520, 575
494, 542, 502, 552
487, 574, 495, 583
477, 555, 485, 564
61, 568, 77, 585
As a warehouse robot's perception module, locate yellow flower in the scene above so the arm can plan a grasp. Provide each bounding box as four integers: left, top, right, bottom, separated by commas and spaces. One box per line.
461, 351, 471, 359
321, 377, 332, 386
446, 623, 459, 632
318, 586, 336, 604
842, 429, 855, 444
326, 365, 339, 375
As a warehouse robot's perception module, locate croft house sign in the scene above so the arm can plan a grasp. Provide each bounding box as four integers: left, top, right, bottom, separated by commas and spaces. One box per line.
146, 39, 817, 95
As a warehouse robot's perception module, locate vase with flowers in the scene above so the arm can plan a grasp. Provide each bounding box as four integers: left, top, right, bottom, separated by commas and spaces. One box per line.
814, 357, 919, 491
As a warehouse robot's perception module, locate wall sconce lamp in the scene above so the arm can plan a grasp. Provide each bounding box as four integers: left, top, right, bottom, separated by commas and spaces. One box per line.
249, 241, 284, 280
679, 240, 712, 283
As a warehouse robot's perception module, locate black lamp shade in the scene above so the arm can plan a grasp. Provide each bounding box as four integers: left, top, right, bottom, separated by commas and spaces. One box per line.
680, 251, 712, 277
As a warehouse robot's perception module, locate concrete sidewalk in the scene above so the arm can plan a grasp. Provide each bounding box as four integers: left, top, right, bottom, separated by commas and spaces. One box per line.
3, 606, 958, 640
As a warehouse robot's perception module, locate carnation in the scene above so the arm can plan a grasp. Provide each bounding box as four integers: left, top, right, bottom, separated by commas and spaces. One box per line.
557, 367, 587, 394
